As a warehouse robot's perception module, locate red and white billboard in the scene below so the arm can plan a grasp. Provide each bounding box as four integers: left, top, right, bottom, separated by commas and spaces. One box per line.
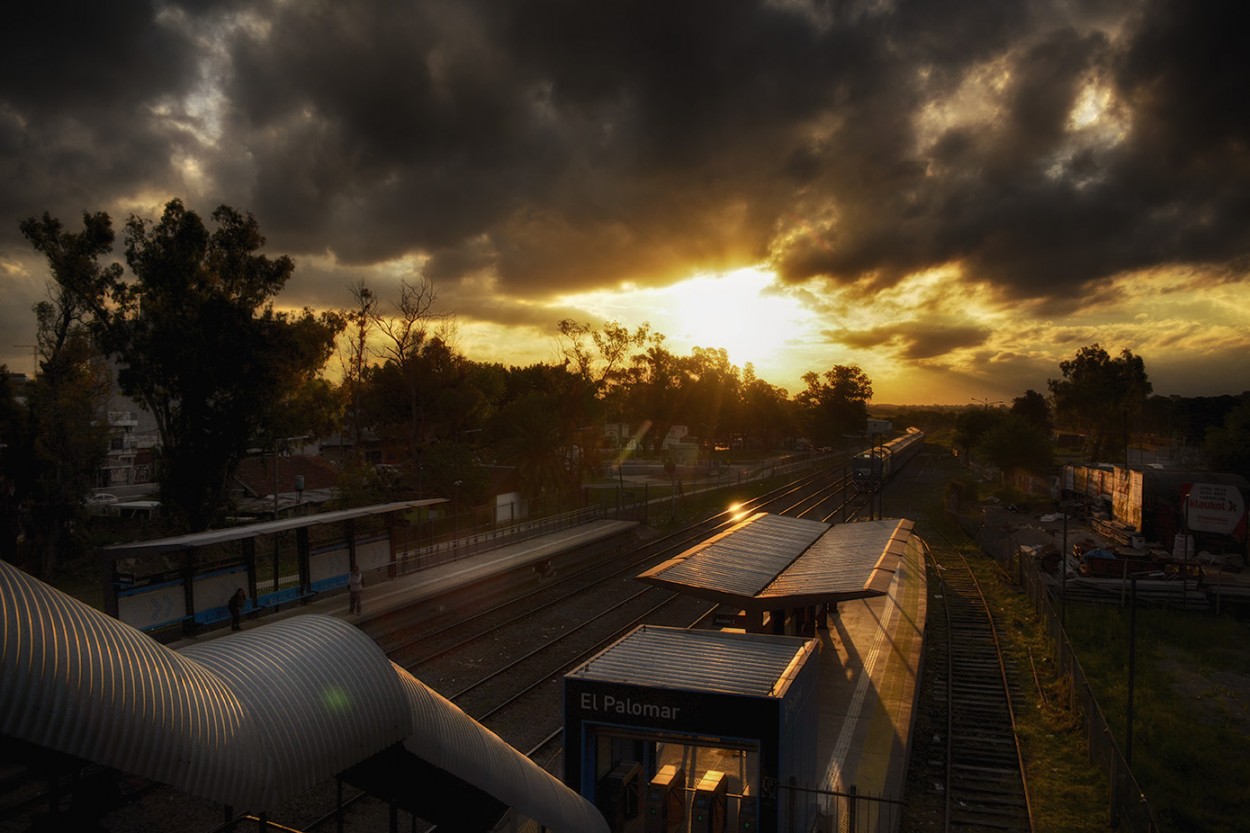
1185, 483, 1247, 536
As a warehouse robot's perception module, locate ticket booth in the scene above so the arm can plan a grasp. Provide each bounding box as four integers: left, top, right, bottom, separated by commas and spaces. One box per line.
565, 626, 820, 833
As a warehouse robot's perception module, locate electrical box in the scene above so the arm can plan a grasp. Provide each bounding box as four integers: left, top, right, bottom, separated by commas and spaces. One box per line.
645, 764, 686, 833
691, 770, 727, 833
736, 788, 758, 832
597, 760, 642, 832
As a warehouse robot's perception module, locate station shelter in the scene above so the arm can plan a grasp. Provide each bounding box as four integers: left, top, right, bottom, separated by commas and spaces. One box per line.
101, 499, 444, 637
564, 515, 918, 833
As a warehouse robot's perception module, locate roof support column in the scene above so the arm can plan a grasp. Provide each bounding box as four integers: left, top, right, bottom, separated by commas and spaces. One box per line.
296, 526, 311, 598
181, 548, 196, 637
242, 537, 257, 604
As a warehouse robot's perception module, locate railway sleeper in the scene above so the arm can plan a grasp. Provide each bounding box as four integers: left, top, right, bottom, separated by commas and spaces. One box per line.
950, 782, 1028, 800
952, 754, 1023, 770
949, 808, 1031, 825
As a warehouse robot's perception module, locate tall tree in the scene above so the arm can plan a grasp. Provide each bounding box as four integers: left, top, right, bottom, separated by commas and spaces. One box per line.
19, 212, 119, 574
1048, 344, 1152, 462
977, 413, 1053, 474
1205, 396, 1250, 479
27, 199, 342, 530
361, 335, 489, 495
1010, 389, 1052, 434
342, 279, 380, 459
0, 370, 33, 570
625, 341, 687, 454
681, 347, 741, 448
954, 407, 1003, 460
739, 365, 795, 450
556, 318, 654, 422
794, 365, 873, 445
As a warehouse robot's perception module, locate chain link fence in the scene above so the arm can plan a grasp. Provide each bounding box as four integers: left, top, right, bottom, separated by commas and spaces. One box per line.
969, 515, 1163, 833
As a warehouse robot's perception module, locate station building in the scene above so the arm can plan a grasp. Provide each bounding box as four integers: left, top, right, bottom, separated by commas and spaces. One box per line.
564, 514, 925, 833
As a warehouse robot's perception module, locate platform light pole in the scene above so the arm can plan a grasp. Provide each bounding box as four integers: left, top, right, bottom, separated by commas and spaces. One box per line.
271, 434, 309, 520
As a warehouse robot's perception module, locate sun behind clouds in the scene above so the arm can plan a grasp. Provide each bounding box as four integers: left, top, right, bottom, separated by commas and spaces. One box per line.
561, 266, 820, 374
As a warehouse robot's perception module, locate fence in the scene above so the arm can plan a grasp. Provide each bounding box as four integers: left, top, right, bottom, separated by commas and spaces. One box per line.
972, 519, 1163, 833
782, 782, 903, 833
394, 502, 608, 575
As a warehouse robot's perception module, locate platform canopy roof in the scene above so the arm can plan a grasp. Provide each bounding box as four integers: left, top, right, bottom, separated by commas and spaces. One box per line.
0, 559, 606, 833
101, 499, 446, 558
637, 513, 914, 611
568, 625, 815, 698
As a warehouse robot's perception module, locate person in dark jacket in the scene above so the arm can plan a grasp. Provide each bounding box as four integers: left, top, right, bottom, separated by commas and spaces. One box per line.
228, 588, 246, 631
348, 564, 364, 615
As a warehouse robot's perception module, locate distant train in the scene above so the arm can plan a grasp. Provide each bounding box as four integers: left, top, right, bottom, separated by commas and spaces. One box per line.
852, 428, 925, 491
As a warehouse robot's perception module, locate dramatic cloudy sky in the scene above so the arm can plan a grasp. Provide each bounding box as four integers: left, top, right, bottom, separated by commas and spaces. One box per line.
3, 0, 1248, 404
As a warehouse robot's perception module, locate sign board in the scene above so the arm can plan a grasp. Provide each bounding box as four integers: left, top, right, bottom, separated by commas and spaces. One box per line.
1185, 483, 1246, 535
866, 419, 892, 435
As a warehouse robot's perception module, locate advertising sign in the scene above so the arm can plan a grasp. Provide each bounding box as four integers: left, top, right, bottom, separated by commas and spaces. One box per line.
1185, 483, 1246, 535
866, 419, 892, 434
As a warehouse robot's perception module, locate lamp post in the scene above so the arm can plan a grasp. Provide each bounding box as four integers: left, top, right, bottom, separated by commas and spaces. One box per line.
1061, 506, 1069, 627
271, 434, 309, 520
1050, 496, 1079, 627
1126, 574, 1138, 765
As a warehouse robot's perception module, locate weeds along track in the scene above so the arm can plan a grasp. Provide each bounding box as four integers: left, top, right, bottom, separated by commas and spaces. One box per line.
928, 534, 1034, 833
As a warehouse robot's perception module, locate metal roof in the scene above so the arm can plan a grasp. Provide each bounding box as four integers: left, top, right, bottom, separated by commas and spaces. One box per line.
637, 514, 915, 610
0, 559, 606, 832
566, 625, 814, 698
101, 499, 446, 558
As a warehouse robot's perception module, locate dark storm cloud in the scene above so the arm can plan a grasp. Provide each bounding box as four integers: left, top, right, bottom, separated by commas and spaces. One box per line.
4, 0, 1249, 319
221, 0, 568, 264
781, 0, 1246, 303
834, 321, 992, 359
0, 1, 198, 237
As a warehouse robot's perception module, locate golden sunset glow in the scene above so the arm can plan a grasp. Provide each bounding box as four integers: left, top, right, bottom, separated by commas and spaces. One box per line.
560, 267, 821, 374
3, 3, 1248, 405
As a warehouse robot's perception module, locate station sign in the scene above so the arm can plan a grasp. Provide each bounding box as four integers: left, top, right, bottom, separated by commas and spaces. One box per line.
1185, 483, 1246, 535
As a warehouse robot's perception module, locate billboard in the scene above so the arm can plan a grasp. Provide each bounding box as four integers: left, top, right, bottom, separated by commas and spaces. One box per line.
1185, 483, 1246, 535
866, 419, 892, 434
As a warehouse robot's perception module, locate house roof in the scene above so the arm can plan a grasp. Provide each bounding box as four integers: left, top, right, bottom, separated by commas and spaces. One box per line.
234, 453, 341, 498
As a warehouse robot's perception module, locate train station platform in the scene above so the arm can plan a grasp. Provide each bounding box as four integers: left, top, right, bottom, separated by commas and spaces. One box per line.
161, 510, 927, 831
169, 517, 640, 648
813, 521, 926, 829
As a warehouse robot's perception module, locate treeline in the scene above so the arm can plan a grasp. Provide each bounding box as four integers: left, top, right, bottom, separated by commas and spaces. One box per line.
0, 201, 878, 575
3, 200, 1247, 578
909, 347, 1250, 481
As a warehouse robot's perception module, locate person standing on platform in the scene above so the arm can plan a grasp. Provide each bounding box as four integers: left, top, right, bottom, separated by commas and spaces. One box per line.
228, 588, 246, 631
348, 563, 364, 615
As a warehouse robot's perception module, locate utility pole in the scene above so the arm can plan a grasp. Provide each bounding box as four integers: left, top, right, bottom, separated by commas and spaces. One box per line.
12, 345, 37, 376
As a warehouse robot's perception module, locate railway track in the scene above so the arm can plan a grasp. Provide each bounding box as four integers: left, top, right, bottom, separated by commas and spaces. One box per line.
930, 540, 1033, 833
248, 458, 864, 833
366, 459, 861, 663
